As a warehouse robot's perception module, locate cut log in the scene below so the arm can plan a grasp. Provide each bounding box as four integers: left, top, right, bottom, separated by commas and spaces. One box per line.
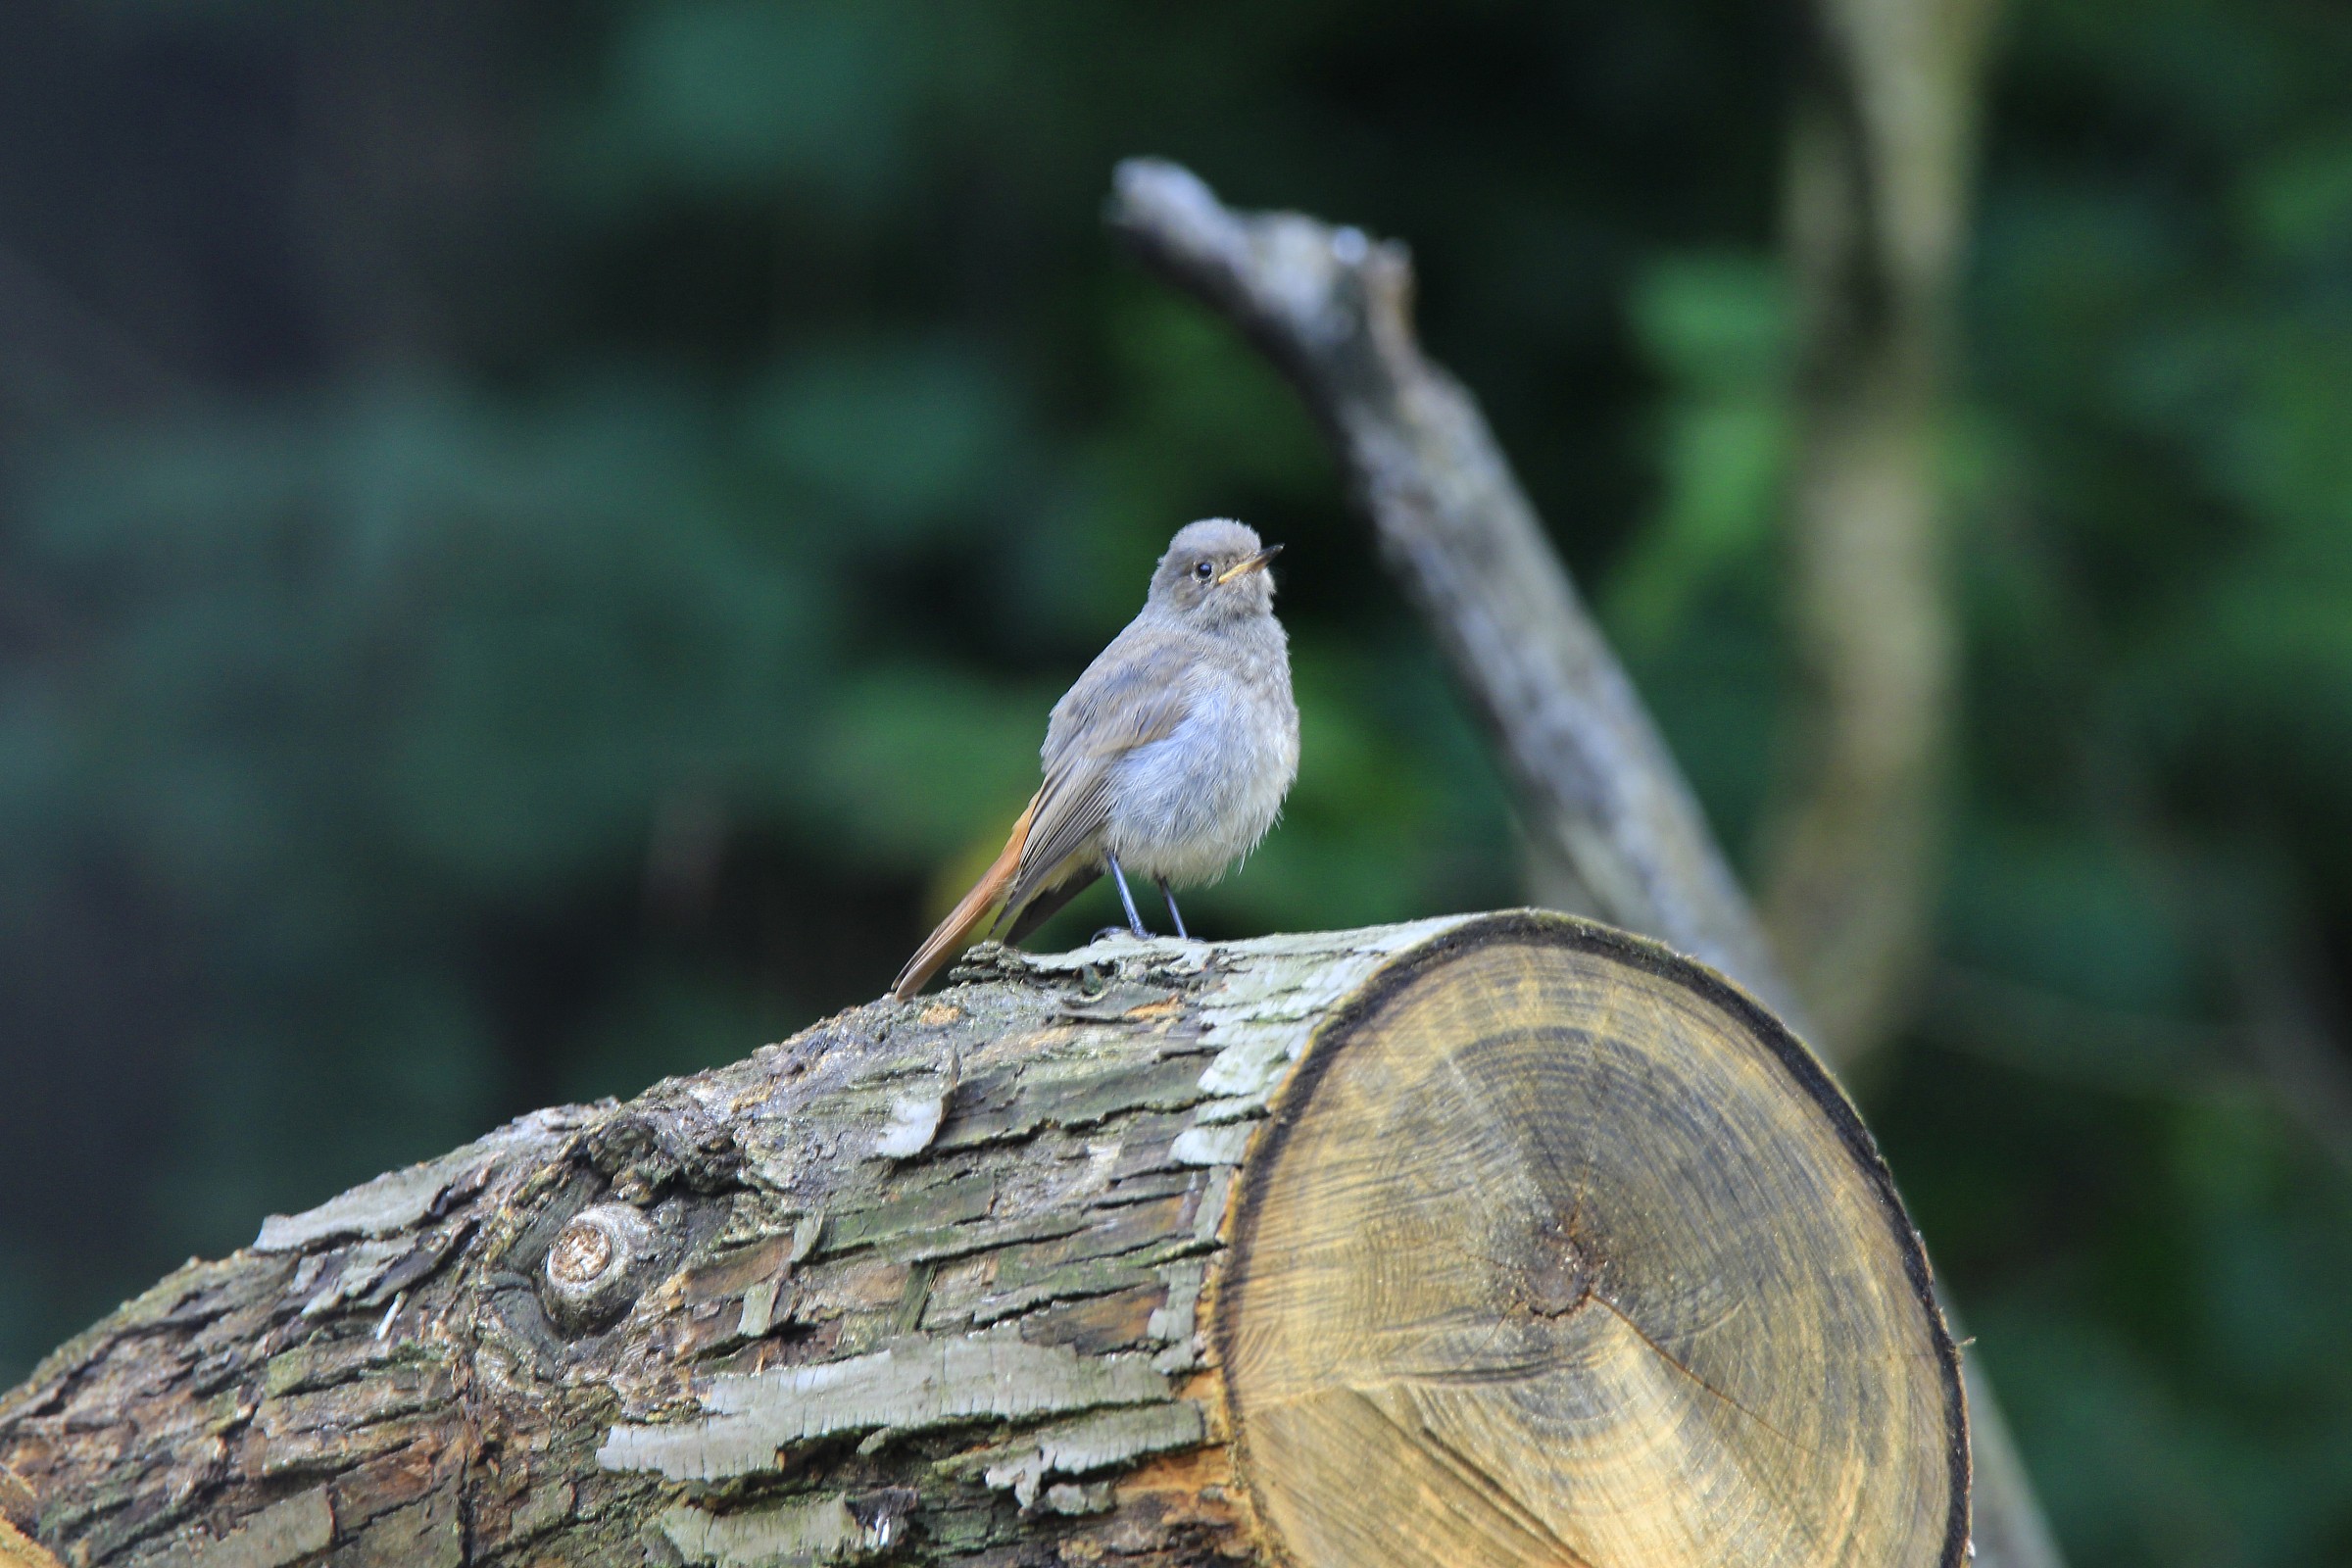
0, 912, 1965, 1566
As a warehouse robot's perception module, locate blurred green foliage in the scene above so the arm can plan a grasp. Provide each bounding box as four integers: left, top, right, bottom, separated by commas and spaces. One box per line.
1, 2, 2350, 1562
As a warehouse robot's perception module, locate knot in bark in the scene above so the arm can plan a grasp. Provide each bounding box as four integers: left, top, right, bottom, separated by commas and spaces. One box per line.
542, 1201, 654, 1332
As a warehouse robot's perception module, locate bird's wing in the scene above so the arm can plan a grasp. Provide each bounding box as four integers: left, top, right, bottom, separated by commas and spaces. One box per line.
1038, 624, 1199, 778
1004, 635, 1195, 913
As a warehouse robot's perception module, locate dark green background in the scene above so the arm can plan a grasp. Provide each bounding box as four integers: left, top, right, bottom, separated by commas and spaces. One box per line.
4, 3, 2351, 1562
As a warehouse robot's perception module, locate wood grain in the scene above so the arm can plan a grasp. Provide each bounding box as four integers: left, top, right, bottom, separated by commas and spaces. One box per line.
1223, 921, 1964, 1567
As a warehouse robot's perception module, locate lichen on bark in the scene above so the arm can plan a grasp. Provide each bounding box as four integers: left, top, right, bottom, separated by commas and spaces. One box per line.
1, 919, 1462, 1567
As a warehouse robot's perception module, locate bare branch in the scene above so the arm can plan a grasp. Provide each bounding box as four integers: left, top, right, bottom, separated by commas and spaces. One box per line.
1107, 159, 1803, 1033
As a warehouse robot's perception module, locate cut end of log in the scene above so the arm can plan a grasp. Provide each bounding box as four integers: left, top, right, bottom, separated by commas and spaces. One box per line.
1220, 917, 1968, 1568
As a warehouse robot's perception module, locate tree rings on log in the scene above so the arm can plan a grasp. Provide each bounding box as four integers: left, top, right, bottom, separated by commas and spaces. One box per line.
1220, 917, 1966, 1568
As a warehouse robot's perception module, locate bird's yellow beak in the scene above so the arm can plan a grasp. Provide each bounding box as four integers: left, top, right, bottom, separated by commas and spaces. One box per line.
1216, 544, 1284, 584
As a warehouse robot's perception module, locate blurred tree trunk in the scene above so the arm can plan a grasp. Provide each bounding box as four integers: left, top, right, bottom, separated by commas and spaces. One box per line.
1757, 0, 2001, 1061
1762, 26, 2068, 1561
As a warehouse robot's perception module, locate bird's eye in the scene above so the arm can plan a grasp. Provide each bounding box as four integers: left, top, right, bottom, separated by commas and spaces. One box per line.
1193, 560, 1215, 581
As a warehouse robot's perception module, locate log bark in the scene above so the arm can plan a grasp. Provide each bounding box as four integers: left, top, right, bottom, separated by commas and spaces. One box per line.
0, 912, 1963, 1567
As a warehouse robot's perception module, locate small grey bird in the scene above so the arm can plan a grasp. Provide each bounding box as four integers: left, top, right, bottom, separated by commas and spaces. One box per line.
892, 518, 1298, 999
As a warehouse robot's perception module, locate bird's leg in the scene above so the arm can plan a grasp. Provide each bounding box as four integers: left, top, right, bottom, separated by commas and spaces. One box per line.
1157, 878, 1189, 940
1104, 853, 1151, 938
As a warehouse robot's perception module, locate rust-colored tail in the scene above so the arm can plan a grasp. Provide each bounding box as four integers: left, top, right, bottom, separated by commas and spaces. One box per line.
891, 793, 1040, 1000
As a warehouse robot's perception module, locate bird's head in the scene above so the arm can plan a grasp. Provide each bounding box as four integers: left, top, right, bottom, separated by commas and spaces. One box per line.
1148, 517, 1283, 623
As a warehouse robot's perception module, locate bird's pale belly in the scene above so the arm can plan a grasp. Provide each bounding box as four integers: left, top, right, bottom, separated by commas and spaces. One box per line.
1103, 684, 1298, 887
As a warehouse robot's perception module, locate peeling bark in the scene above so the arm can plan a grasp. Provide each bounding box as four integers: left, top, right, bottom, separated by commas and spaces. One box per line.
1, 914, 1963, 1567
